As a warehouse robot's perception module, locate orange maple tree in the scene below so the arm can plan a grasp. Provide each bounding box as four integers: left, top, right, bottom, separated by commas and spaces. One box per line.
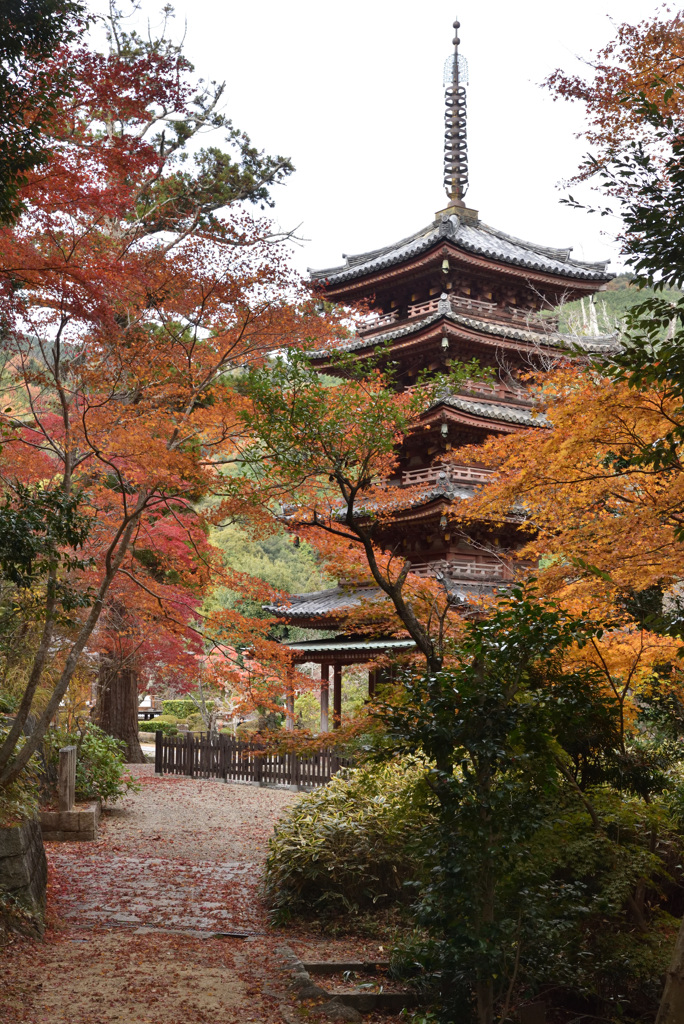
545, 8, 684, 174
0, 7, 344, 778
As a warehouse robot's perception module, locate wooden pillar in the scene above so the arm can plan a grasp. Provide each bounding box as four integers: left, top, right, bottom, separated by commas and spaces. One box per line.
320, 663, 330, 733
285, 667, 295, 731
368, 668, 377, 699
333, 664, 342, 729
58, 746, 76, 812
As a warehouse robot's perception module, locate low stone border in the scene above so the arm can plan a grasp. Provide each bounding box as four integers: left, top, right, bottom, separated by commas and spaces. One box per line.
0, 818, 47, 936
40, 801, 101, 842
279, 944, 420, 1020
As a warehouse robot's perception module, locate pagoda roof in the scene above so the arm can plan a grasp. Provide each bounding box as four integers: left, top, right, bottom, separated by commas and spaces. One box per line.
268, 579, 510, 631
434, 393, 549, 428
309, 298, 619, 362
286, 635, 416, 659
310, 213, 611, 286
265, 584, 385, 620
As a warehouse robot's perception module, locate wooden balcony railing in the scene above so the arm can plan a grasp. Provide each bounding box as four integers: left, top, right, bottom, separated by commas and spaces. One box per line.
409, 560, 506, 581
362, 309, 400, 329
401, 464, 495, 487
361, 294, 558, 334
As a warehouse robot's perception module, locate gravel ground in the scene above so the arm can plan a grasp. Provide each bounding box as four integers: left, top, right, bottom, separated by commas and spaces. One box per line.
97, 763, 298, 864
0, 764, 408, 1024
0, 765, 300, 1023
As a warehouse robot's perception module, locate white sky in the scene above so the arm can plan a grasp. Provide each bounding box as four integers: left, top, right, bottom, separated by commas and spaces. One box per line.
144, 0, 667, 276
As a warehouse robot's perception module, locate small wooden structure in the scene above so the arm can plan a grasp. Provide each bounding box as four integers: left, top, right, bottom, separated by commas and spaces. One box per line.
155, 731, 351, 788
285, 636, 415, 732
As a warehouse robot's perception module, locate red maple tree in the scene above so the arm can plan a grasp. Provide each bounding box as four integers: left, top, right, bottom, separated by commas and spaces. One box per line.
0, 7, 344, 777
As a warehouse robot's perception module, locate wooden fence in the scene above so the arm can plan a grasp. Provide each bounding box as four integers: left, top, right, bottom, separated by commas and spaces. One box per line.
154, 731, 352, 787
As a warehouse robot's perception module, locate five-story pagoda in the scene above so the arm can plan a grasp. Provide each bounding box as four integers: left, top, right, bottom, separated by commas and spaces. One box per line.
271, 17, 615, 730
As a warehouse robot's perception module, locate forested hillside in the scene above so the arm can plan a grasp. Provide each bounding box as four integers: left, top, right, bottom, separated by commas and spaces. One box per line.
208, 523, 329, 625
559, 273, 682, 333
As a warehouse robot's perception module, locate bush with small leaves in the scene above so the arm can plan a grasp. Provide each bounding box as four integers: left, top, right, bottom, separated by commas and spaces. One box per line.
261, 757, 435, 921
161, 700, 214, 718
0, 729, 40, 826
138, 715, 178, 735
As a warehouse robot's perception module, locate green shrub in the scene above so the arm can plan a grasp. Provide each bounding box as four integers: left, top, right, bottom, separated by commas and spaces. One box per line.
161, 699, 214, 717
262, 757, 435, 921
390, 786, 684, 1020
0, 729, 40, 825
139, 715, 178, 735
0, 692, 18, 714
44, 724, 140, 804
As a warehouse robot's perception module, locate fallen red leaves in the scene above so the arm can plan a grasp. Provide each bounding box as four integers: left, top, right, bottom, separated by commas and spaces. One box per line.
1, 766, 407, 1024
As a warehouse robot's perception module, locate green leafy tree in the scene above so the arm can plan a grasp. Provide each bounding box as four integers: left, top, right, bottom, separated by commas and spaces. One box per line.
242, 350, 486, 671
376, 589, 683, 1024
554, 56, 684, 1022
44, 723, 139, 803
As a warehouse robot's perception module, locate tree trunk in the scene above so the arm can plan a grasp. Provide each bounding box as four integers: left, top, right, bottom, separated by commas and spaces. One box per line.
93, 661, 145, 763
656, 916, 684, 1024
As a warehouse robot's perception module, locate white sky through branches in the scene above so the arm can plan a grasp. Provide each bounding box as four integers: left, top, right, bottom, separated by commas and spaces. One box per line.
129, 0, 666, 277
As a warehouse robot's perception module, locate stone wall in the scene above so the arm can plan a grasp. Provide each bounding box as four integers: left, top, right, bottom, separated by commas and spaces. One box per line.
0, 818, 47, 936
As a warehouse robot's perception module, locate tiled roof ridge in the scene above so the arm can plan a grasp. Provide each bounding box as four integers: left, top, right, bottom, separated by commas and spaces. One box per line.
475, 220, 607, 272
310, 307, 619, 360
308, 222, 435, 279
309, 213, 612, 285
436, 394, 550, 427
264, 584, 386, 618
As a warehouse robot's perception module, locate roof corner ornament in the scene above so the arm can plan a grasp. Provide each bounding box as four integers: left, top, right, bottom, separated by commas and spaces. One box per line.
443, 16, 468, 207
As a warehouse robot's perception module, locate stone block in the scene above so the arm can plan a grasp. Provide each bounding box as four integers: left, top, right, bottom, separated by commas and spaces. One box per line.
40, 802, 100, 842
0, 855, 32, 890
0, 819, 47, 936
38, 809, 60, 830
319, 1000, 362, 1023
79, 803, 100, 830
0, 822, 29, 859
43, 829, 96, 842
61, 810, 82, 831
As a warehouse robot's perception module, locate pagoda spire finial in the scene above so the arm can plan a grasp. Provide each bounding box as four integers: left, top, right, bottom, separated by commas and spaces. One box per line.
443, 15, 468, 207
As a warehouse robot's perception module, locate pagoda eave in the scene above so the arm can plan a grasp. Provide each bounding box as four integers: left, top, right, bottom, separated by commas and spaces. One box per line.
418, 403, 540, 435
310, 316, 566, 376
366, 495, 527, 532
316, 241, 609, 305
287, 636, 416, 665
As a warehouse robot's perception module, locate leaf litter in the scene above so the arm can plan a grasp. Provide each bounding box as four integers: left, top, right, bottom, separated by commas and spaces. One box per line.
0, 765, 408, 1024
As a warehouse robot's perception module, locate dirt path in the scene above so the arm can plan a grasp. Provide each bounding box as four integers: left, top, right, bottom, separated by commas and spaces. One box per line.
48, 766, 297, 937
0, 765, 300, 1024
1, 766, 405, 1024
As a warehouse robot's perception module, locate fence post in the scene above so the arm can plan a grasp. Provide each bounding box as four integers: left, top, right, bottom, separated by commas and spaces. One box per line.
58, 745, 77, 811
155, 731, 162, 774
219, 733, 227, 781
185, 732, 194, 777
